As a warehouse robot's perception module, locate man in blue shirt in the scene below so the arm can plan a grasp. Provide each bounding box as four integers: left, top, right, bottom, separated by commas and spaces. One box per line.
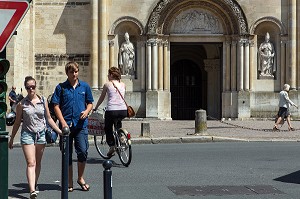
52, 62, 93, 192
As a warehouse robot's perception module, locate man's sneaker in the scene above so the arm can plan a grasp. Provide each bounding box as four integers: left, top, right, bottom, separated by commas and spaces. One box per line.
30, 191, 38, 199
107, 146, 115, 157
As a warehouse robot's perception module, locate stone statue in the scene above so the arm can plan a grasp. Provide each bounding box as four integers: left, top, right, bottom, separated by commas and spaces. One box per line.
258, 32, 276, 77
119, 32, 135, 75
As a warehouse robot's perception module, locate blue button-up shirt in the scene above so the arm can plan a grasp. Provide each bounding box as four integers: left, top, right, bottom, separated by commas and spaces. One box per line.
51, 79, 94, 129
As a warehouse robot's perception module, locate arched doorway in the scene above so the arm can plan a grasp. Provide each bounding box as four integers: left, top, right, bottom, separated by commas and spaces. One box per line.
171, 59, 206, 120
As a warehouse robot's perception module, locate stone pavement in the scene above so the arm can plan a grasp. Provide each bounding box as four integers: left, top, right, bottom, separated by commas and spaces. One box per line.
6, 118, 300, 147
122, 118, 300, 143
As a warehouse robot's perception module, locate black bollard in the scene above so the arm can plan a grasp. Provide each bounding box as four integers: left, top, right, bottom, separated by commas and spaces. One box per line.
0, 132, 9, 198
103, 160, 113, 199
61, 126, 70, 199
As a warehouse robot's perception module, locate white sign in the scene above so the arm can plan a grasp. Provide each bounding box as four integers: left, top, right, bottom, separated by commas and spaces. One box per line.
0, 1, 29, 52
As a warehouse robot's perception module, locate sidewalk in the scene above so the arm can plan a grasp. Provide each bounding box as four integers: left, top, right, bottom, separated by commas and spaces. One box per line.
123, 119, 300, 143
7, 118, 300, 147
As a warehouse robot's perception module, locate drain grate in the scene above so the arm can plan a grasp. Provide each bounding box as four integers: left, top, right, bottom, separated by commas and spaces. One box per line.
168, 185, 284, 196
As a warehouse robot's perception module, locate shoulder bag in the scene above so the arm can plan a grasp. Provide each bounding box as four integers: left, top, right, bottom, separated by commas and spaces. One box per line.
41, 96, 58, 144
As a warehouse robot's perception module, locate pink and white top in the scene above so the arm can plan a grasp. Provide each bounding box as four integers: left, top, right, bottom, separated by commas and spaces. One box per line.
106, 82, 127, 111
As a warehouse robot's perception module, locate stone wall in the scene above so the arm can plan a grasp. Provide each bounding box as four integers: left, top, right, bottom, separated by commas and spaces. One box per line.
34, 0, 91, 96
35, 54, 90, 96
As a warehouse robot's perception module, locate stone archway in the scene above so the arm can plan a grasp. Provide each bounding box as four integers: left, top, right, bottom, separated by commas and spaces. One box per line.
147, 0, 248, 35
143, 0, 249, 119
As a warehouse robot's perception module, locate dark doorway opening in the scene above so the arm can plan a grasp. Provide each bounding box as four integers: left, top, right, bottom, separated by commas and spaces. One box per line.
171, 59, 206, 120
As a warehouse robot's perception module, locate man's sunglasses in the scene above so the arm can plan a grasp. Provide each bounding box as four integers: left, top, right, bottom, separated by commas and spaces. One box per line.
25, 85, 36, 90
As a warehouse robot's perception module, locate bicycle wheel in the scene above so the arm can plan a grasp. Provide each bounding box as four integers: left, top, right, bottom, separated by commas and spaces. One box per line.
116, 128, 132, 167
94, 134, 110, 159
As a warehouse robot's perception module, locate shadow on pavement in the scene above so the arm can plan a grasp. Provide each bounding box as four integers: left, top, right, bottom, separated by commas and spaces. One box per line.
274, 170, 300, 184
9, 183, 61, 198
87, 157, 127, 168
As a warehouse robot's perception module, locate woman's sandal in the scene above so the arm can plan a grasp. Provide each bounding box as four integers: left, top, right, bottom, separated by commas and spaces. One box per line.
30, 191, 37, 199
77, 180, 90, 191
288, 127, 295, 131
68, 187, 73, 192
273, 125, 280, 131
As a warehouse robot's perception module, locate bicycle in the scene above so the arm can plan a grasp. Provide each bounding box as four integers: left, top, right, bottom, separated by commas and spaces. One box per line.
92, 112, 132, 167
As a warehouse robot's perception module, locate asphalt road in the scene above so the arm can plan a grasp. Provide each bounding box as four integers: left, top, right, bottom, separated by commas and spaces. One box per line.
8, 142, 300, 199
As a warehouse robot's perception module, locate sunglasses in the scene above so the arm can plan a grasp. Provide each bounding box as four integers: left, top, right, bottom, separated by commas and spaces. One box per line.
25, 85, 36, 90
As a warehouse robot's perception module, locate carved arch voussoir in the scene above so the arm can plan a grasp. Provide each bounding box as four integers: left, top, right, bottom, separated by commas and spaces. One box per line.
250, 16, 287, 35
109, 16, 145, 35
147, 0, 248, 35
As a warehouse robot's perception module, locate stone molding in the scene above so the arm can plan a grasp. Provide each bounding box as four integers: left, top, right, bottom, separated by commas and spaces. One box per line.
109, 16, 145, 35
250, 16, 287, 35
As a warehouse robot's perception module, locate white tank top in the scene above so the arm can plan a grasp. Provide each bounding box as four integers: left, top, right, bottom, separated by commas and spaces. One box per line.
106, 82, 127, 111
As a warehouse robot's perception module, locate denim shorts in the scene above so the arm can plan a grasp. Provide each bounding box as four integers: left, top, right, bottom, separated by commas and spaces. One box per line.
20, 129, 46, 145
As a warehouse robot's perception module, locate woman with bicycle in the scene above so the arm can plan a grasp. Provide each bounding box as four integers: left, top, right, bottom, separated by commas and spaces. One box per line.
94, 67, 127, 157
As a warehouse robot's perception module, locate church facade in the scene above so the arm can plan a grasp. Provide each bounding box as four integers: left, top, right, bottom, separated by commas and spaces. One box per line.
5, 0, 300, 120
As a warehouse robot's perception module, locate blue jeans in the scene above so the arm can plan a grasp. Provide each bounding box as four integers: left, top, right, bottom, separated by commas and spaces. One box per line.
66, 127, 89, 165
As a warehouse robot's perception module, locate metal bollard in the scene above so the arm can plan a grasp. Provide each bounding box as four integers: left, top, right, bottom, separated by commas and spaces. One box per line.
61, 126, 70, 199
103, 160, 113, 199
195, 109, 208, 135
0, 131, 9, 198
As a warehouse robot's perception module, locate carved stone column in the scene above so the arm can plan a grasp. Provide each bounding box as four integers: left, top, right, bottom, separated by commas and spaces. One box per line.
244, 41, 250, 91
237, 40, 244, 91
158, 41, 163, 90
139, 40, 146, 91
146, 40, 152, 91
99, 0, 108, 87
109, 40, 114, 68
280, 40, 286, 87
163, 41, 169, 91
225, 40, 231, 91
289, 0, 297, 89
231, 40, 237, 91
91, 0, 98, 89
249, 39, 255, 91
151, 40, 158, 91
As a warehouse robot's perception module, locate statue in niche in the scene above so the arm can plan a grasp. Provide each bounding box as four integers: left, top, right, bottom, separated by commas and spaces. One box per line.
258, 32, 276, 78
119, 32, 135, 75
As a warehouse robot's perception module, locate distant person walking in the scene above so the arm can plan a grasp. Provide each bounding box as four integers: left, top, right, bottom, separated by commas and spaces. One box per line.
8, 76, 61, 199
8, 86, 17, 107
51, 61, 93, 192
273, 84, 298, 131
